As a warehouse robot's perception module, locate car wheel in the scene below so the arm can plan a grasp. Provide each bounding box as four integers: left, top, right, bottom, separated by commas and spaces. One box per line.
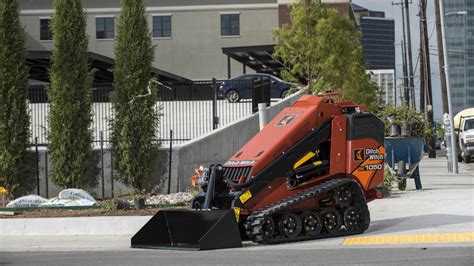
463, 152, 471, 163
397, 179, 407, 191
281, 89, 291, 98
226, 89, 241, 103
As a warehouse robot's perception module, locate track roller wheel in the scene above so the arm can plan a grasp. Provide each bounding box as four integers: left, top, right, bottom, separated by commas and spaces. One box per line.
278, 213, 302, 238
334, 185, 353, 205
343, 207, 364, 230
321, 210, 342, 233
300, 211, 323, 236
261, 215, 276, 240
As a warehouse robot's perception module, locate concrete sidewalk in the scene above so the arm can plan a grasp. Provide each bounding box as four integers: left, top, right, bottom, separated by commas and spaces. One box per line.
1, 155, 473, 252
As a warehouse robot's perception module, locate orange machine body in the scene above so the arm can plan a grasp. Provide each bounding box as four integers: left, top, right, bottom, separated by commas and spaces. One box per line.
222, 95, 384, 213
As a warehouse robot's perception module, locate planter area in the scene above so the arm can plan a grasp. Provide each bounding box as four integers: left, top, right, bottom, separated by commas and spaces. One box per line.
0, 191, 194, 219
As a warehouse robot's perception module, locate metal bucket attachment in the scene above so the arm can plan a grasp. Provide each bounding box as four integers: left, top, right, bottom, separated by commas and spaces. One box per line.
131, 209, 242, 250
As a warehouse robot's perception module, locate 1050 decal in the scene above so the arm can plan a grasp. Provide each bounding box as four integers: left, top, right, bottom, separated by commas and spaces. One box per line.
362, 164, 383, 171
355, 147, 384, 171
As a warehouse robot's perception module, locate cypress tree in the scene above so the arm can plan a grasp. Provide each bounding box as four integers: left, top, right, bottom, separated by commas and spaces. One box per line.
0, 0, 33, 198
111, 0, 160, 194
48, 0, 94, 188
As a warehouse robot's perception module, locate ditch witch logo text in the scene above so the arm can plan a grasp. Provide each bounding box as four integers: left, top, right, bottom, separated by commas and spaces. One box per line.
354, 148, 384, 162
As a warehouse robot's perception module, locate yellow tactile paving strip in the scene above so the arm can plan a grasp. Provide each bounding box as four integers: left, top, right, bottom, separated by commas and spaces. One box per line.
343, 232, 474, 246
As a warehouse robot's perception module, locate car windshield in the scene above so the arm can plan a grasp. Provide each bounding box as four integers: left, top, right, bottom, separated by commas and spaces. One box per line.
272, 76, 284, 82
464, 119, 474, 131
233, 75, 285, 83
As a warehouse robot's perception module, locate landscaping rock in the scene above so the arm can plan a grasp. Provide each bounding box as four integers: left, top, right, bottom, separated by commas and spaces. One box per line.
116, 199, 130, 210
146, 192, 194, 205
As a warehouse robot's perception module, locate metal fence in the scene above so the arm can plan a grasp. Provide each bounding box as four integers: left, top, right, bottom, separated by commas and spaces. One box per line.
28, 79, 270, 146
27, 78, 285, 197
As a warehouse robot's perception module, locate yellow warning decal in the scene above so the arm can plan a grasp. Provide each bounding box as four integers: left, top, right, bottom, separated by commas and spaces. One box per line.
233, 207, 241, 222
239, 190, 252, 204
294, 152, 316, 169
313, 160, 322, 166
343, 232, 474, 246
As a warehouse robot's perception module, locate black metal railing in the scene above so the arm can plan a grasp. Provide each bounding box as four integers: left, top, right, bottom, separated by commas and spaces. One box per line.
27, 78, 283, 198
27, 79, 274, 146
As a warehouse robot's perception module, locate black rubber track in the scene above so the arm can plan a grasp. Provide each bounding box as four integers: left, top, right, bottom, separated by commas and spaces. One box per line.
243, 178, 370, 245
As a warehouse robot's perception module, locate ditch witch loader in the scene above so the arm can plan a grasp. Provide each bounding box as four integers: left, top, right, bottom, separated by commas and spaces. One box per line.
132, 93, 385, 250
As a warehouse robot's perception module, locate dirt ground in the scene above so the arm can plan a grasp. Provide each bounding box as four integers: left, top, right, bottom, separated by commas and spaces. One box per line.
0, 207, 165, 219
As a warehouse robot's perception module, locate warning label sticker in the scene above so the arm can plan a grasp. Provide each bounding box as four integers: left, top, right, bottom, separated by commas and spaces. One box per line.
276, 115, 297, 126
239, 190, 252, 204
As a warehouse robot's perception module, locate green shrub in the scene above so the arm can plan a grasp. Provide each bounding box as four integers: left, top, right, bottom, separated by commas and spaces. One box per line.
111, 0, 161, 194
48, 0, 95, 188
0, 0, 34, 198
377, 105, 434, 139
378, 167, 396, 193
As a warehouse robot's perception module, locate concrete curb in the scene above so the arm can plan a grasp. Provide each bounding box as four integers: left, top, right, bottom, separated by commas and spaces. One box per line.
0, 216, 151, 236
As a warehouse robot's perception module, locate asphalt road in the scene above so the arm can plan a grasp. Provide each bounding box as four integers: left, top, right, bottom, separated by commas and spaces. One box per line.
1, 247, 473, 265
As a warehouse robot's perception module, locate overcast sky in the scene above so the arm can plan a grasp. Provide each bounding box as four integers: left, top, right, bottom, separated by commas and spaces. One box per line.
352, 0, 443, 120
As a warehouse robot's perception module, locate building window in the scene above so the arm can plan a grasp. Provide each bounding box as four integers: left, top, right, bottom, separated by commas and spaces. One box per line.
152, 15, 172, 38
96, 17, 114, 39
40, 18, 52, 40
221, 13, 240, 36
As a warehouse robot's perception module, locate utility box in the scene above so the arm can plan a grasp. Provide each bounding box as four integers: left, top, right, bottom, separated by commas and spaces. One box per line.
252, 76, 271, 113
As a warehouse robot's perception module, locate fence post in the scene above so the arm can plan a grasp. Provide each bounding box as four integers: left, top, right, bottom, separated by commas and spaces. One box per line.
212, 78, 219, 130
100, 131, 105, 198
35, 137, 40, 196
45, 151, 49, 198
110, 150, 114, 198
252, 78, 257, 113
168, 130, 173, 194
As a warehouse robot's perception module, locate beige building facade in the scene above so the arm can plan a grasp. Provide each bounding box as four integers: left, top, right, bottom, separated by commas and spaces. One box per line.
20, 0, 280, 80
19, 0, 354, 81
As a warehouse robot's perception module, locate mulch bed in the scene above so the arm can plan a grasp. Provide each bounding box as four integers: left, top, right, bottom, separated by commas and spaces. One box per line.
0, 200, 189, 219
0, 207, 162, 219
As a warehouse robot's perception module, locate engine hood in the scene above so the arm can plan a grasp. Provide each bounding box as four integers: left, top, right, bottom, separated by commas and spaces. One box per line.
224, 95, 344, 175
463, 129, 474, 136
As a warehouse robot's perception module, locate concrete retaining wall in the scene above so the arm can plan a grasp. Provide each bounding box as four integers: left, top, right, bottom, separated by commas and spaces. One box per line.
30, 149, 169, 199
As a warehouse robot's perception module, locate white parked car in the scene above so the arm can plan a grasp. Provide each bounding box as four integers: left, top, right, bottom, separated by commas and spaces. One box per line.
458, 116, 474, 163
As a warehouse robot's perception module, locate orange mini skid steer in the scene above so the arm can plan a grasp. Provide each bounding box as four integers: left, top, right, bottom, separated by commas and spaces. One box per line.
132, 94, 385, 250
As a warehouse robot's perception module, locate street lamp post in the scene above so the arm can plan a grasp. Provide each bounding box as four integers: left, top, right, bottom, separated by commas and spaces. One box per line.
439, 1, 467, 174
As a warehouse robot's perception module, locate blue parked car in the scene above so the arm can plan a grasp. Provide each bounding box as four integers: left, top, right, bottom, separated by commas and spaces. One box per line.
218, 74, 294, 103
